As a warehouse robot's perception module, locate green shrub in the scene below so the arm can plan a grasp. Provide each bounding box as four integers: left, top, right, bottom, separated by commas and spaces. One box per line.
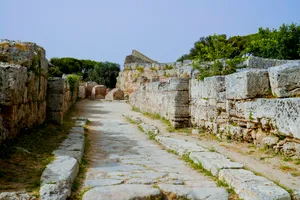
66, 74, 80, 97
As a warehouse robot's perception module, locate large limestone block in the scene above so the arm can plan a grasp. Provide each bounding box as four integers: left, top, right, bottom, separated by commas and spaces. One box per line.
85, 81, 97, 97
155, 136, 207, 156
244, 56, 298, 69
191, 76, 226, 100
0, 39, 48, 74
0, 40, 48, 143
53, 133, 85, 161
91, 85, 107, 99
83, 185, 161, 200
219, 169, 291, 200
268, 62, 300, 97
105, 88, 124, 100
47, 78, 65, 94
243, 98, 300, 139
41, 156, 79, 185
226, 69, 270, 99
189, 152, 243, 176
78, 85, 86, 98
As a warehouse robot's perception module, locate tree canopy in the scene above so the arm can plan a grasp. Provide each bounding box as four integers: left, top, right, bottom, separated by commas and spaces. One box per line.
49, 57, 120, 88
178, 23, 300, 62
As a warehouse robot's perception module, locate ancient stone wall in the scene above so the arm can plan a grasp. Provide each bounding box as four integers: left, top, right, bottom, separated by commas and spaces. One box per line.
117, 60, 194, 95
190, 64, 300, 157
123, 55, 300, 157
130, 78, 190, 128
46, 77, 79, 124
0, 40, 48, 143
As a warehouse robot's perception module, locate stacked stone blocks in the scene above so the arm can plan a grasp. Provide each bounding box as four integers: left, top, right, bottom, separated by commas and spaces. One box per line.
0, 40, 48, 142
46, 78, 79, 124
130, 78, 190, 128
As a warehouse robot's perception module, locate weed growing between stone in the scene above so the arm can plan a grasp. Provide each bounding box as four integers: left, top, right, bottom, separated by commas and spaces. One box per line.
131, 106, 175, 133
0, 106, 77, 197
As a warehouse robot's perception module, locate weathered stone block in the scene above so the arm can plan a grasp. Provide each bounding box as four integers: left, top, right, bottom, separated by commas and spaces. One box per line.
105, 88, 124, 100
226, 69, 270, 99
269, 62, 300, 97
219, 169, 290, 200
190, 152, 243, 176
85, 81, 97, 97
243, 98, 300, 139
0, 40, 48, 143
244, 56, 299, 69
91, 85, 107, 99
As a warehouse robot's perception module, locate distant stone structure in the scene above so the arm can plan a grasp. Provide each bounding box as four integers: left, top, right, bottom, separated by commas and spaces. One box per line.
124, 50, 158, 64
105, 88, 124, 100
91, 85, 107, 99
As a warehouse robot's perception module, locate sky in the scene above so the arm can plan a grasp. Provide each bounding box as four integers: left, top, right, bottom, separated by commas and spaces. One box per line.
1, 0, 300, 66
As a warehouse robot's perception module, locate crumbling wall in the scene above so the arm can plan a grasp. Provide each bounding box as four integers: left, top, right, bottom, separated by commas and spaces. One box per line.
130, 78, 190, 128
190, 63, 300, 157
0, 40, 48, 143
117, 60, 194, 95
46, 78, 79, 124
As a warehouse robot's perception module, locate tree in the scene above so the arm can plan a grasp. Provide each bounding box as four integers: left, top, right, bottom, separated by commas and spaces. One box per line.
88, 62, 120, 88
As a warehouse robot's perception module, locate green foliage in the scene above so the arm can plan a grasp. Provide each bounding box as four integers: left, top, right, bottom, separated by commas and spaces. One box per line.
50, 57, 97, 80
165, 64, 173, 70
178, 23, 300, 62
246, 23, 300, 59
66, 74, 80, 97
88, 62, 120, 88
178, 23, 300, 80
48, 66, 63, 77
136, 65, 144, 73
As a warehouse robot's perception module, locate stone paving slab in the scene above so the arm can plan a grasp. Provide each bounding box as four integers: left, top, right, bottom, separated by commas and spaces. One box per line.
83, 185, 161, 200
158, 184, 228, 200
53, 132, 85, 161
219, 169, 291, 200
155, 136, 207, 156
189, 151, 243, 176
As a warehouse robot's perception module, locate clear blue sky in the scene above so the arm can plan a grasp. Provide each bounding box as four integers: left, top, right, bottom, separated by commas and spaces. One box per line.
1, 0, 300, 66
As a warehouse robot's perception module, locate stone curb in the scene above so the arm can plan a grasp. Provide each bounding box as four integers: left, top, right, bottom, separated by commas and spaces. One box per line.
39, 118, 87, 200
125, 114, 291, 200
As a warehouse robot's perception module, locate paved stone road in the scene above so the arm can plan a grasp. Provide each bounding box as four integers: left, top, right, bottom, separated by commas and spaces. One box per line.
77, 99, 228, 200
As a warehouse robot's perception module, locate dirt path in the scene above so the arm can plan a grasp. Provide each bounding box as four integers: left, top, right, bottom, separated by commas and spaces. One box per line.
75, 99, 228, 200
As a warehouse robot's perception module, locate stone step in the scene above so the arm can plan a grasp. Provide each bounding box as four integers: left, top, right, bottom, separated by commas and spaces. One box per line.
219, 169, 291, 200
189, 151, 243, 176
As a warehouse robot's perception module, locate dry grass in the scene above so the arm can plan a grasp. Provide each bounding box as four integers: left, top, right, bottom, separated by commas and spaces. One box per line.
0, 108, 76, 197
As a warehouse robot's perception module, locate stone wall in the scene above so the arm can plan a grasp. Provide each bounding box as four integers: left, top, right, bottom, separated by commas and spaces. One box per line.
190, 63, 300, 157
0, 40, 48, 143
130, 78, 190, 128
117, 60, 193, 95
46, 77, 79, 124
124, 55, 300, 157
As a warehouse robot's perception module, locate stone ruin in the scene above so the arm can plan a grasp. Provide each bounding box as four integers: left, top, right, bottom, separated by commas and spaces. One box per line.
0, 39, 80, 143
118, 52, 300, 157
124, 49, 158, 64
0, 40, 48, 143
